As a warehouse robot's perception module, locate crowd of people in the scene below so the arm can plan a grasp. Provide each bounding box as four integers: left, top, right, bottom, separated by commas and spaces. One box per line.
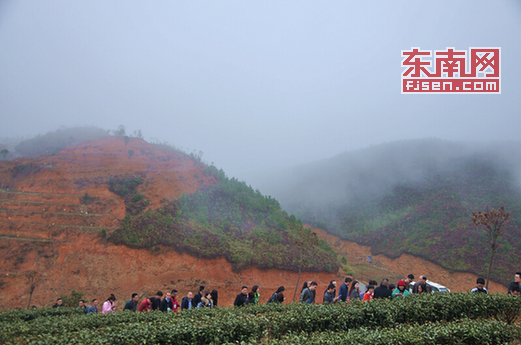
296, 275, 416, 304
51, 287, 221, 313
49, 272, 521, 313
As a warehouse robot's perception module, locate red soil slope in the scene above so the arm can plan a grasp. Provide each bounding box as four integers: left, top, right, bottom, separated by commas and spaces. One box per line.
0, 137, 344, 308
0, 137, 216, 238
0, 137, 507, 310
1, 232, 345, 308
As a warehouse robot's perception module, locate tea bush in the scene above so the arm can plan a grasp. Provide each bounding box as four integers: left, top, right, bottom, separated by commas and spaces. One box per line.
2, 293, 520, 344
268, 319, 521, 345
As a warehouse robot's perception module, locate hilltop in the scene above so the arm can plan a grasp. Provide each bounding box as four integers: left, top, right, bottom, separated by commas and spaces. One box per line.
246, 139, 521, 285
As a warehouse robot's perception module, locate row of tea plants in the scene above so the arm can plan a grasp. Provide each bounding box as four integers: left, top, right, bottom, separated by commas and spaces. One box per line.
2, 293, 521, 344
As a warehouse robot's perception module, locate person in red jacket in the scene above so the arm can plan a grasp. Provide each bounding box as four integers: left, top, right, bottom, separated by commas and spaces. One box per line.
171, 289, 179, 313
363, 285, 374, 302
137, 298, 151, 312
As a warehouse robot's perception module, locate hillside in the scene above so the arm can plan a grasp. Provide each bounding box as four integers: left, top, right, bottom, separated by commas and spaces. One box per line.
105, 170, 338, 273
0, 135, 340, 308
246, 139, 521, 285
0, 135, 513, 309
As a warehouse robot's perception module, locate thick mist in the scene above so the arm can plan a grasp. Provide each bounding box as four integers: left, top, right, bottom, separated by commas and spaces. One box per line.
0, 1, 520, 179
246, 139, 521, 215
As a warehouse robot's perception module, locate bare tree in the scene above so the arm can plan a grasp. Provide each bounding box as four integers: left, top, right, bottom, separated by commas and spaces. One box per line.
292, 228, 319, 302
472, 206, 512, 290
25, 270, 39, 309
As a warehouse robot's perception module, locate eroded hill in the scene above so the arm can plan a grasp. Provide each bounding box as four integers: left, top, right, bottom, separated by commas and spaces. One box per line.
0, 136, 338, 308
0, 136, 511, 309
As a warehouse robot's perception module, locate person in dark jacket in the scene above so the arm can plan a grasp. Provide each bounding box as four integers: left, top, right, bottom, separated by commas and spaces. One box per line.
211, 289, 218, 307
300, 281, 317, 303
323, 284, 337, 304
52, 298, 63, 308
508, 272, 521, 295
171, 289, 179, 313
149, 291, 163, 311
181, 292, 194, 310
325, 280, 337, 300
471, 278, 488, 294
160, 292, 174, 311
350, 280, 362, 301
245, 291, 256, 305
373, 279, 392, 299
267, 286, 285, 303
338, 277, 352, 302
123, 293, 139, 312
193, 286, 205, 307
234, 286, 248, 307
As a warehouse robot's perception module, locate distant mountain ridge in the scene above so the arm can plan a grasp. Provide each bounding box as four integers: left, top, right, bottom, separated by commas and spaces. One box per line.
247, 139, 521, 285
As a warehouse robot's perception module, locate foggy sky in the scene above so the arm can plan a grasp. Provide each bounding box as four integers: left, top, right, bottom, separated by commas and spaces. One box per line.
0, 1, 520, 181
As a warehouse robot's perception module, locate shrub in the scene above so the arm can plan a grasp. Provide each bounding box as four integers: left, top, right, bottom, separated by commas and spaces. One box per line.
107, 176, 149, 215
59, 290, 85, 308
131, 193, 144, 202
1, 294, 520, 344
11, 164, 44, 178
269, 319, 521, 345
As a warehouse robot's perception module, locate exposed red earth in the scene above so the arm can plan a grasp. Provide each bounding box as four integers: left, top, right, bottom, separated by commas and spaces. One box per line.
0, 137, 507, 310
311, 226, 507, 294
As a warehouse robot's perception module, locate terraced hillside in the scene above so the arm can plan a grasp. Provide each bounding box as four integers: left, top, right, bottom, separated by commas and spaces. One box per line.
0, 136, 219, 307
0, 136, 342, 309
0, 190, 118, 238
1, 136, 510, 310
0, 137, 215, 231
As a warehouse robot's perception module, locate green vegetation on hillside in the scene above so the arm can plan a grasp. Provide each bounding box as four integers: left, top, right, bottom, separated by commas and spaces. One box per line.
107, 176, 149, 215
304, 157, 521, 283
11, 163, 44, 178
258, 140, 521, 285
109, 166, 338, 272
2, 293, 520, 344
